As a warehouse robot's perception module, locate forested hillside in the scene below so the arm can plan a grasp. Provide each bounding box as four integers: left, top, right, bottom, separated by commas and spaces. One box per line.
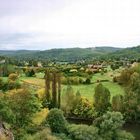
104, 45, 140, 60
0, 47, 121, 62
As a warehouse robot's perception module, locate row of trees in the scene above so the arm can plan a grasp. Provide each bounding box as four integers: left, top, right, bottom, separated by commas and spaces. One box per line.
112, 64, 140, 122
44, 70, 61, 109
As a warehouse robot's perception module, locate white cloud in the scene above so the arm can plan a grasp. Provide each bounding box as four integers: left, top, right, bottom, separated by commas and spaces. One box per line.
0, 0, 140, 49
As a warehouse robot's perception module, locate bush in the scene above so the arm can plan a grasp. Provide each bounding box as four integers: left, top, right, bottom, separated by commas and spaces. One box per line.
25, 69, 35, 77
94, 83, 111, 115
32, 128, 58, 140
67, 124, 100, 140
93, 111, 134, 140
72, 97, 94, 119
8, 73, 18, 81
0, 78, 4, 89
115, 130, 135, 140
46, 108, 67, 133
83, 78, 91, 84
7, 80, 21, 90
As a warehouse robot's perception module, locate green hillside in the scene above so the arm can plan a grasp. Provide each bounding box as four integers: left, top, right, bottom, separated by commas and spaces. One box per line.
0, 47, 121, 62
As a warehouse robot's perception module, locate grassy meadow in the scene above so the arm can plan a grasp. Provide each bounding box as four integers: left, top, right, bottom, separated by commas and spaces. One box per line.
18, 70, 124, 102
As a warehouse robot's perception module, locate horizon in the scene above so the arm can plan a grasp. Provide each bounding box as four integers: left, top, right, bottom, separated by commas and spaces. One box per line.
0, 0, 140, 50
0, 46, 127, 51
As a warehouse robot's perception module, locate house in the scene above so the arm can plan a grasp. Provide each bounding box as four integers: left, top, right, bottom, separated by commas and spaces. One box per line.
0, 60, 5, 64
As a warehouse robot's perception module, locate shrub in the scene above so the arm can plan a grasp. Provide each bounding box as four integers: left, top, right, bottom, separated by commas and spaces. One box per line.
93, 111, 134, 140
72, 97, 94, 119
8, 73, 18, 81
0, 78, 4, 89
32, 128, 58, 140
7, 80, 21, 90
67, 124, 100, 140
46, 108, 67, 133
84, 78, 91, 84
115, 130, 135, 140
94, 83, 111, 115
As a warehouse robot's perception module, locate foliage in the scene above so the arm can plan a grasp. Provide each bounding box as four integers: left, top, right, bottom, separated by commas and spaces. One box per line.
115, 65, 140, 121
8, 73, 18, 81
0, 47, 121, 62
61, 86, 75, 115
112, 95, 123, 112
0, 89, 42, 139
25, 68, 35, 77
115, 130, 135, 140
83, 78, 91, 84
93, 111, 134, 140
72, 97, 94, 118
7, 79, 21, 90
32, 108, 49, 125
94, 83, 111, 115
0, 78, 4, 89
30, 128, 58, 140
67, 124, 100, 140
46, 108, 67, 133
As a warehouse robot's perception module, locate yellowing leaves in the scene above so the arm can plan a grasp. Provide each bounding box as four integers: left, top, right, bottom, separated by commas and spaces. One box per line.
32, 108, 49, 125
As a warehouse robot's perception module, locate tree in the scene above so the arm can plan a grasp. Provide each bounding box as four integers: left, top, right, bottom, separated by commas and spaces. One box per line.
25, 68, 35, 77
93, 111, 134, 140
57, 73, 61, 108
0, 89, 41, 128
45, 70, 51, 101
112, 95, 123, 112
61, 86, 75, 115
67, 124, 100, 140
8, 73, 18, 81
94, 83, 110, 115
44, 70, 62, 109
52, 71, 57, 107
46, 108, 67, 133
0, 78, 4, 89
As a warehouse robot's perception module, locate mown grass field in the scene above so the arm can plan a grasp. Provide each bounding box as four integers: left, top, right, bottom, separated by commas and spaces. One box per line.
19, 71, 124, 101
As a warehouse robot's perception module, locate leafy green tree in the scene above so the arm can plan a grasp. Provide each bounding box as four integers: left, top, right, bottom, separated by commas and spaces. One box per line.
67, 124, 100, 140
94, 83, 111, 115
25, 68, 35, 77
93, 111, 134, 140
0, 89, 41, 128
45, 70, 51, 102
72, 97, 94, 119
119, 69, 140, 121
61, 86, 75, 115
29, 128, 58, 140
46, 108, 67, 133
57, 73, 61, 108
52, 72, 57, 107
0, 78, 4, 89
112, 95, 123, 112
44, 70, 62, 109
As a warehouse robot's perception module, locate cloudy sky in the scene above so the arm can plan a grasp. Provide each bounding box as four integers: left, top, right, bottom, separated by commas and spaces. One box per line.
0, 0, 140, 50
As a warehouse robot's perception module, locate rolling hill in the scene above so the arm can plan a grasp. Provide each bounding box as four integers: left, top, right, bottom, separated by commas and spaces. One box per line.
104, 45, 140, 60
0, 47, 122, 62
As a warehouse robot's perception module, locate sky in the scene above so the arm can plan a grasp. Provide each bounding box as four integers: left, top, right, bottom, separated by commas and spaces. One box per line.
0, 0, 140, 50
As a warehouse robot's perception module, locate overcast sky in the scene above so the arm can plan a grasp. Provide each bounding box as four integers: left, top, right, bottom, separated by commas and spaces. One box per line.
0, 0, 140, 50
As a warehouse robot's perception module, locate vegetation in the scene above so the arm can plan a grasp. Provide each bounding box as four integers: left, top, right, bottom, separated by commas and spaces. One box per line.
1, 46, 140, 139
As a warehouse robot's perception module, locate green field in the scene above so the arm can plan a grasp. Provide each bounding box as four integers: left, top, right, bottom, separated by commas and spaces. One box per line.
62, 82, 124, 101
18, 71, 124, 102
